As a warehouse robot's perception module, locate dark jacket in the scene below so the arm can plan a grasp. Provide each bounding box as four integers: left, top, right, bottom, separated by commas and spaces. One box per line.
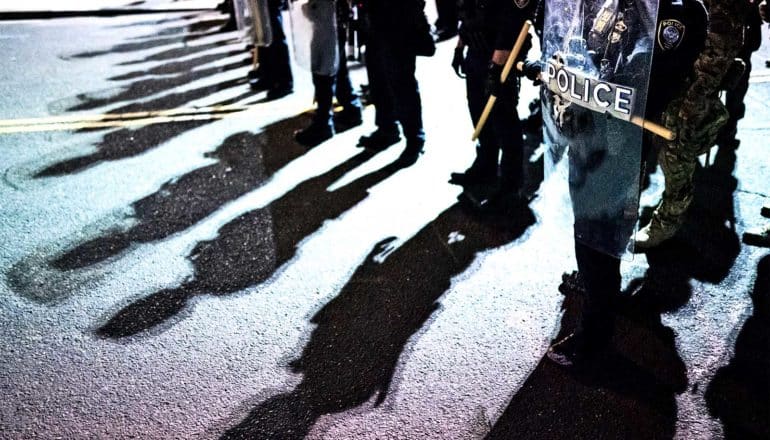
458, 0, 535, 53
647, 0, 709, 117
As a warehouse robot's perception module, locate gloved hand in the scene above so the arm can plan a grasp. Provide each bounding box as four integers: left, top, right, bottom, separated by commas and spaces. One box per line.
518, 60, 542, 84
485, 62, 512, 97
451, 46, 466, 78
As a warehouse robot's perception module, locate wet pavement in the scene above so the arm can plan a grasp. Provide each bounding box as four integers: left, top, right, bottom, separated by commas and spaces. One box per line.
1, 5, 769, 439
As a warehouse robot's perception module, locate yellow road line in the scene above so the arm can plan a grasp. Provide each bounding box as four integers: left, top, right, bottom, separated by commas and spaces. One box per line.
0, 113, 230, 134
0, 104, 252, 128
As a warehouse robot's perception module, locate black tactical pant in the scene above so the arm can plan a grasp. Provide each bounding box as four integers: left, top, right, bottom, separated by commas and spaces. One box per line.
365, 31, 425, 143
435, 0, 459, 32
260, 0, 292, 88
574, 241, 619, 344
464, 49, 523, 191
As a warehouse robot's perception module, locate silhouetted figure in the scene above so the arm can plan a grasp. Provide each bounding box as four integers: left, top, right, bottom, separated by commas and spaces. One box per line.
97, 152, 402, 338
706, 255, 770, 439
52, 117, 310, 271
221, 203, 535, 439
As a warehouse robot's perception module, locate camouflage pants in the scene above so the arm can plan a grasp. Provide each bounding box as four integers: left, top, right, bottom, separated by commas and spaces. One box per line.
654, 94, 730, 226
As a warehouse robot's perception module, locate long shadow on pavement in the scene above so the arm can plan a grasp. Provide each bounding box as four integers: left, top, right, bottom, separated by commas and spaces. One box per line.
50, 114, 311, 271
219, 203, 536, 439
706, 254, 770, 439
96, 150, 403, 338
486, 144, 742, 439
67, 17, 226, 59
68, 59, 245, 112
486, 275, 688, 440
35, 73, 252, 178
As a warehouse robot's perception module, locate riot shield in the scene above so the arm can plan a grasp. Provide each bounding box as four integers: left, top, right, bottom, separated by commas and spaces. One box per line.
234, 0, 273, 46
288, 0, 339, 76
540, 0, 659, 257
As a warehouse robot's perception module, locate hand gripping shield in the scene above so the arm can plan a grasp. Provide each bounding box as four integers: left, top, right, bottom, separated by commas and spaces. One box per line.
539, 0, 659, 257
233, 0, 273, 46
289, 0, 339, 76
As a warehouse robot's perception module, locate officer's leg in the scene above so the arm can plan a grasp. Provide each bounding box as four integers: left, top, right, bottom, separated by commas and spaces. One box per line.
358, 37, 400, 149
548, 240, 618, 367
494, 79, 524, 196
388, 47, 425, 163
638, 96, 727, 248
574, 241, 619, 343
451, 49, 499, 185
263, 0, 293, 99
334, 32, 362, 127
294, 74, 335, 146
636, 145, 695, 248
434, 0, 458, 40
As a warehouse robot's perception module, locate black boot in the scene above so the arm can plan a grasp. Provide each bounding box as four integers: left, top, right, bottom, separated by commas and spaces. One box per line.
295, 118, 334, 147
334, 105, 363, 129
449, 143, 498, 186
358, 127, 401, 151
397, 137, 425, 166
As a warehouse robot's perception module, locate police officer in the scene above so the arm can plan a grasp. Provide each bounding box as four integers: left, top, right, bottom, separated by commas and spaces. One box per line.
356, 0, 433, 165
636, 0, 749, 248
449, 0, 534, 209
537, 0, 709, 367
294, 0, 363, 147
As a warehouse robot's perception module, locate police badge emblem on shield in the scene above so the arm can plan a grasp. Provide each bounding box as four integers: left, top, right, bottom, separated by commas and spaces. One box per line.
658, 19, 685, 51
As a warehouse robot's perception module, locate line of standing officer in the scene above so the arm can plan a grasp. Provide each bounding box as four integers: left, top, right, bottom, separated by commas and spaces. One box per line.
449, 0, 535, 210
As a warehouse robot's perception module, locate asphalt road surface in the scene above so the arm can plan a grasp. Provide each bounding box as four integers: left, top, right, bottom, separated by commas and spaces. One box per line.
1, 5, 769, 440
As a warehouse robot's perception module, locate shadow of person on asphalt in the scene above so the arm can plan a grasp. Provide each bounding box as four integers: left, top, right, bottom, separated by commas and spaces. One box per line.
107, 48, 244, 81
96, 150, 403, 338
35, 72, 252, 178
706, 254, 770, 439
50, 114, 312, 271
68, 59, 245, 112
487, 142, 742, 439
485, 267, 687, 440
218, 202, 536, 440
109, 14, 201, 29
66, 16, 229, 59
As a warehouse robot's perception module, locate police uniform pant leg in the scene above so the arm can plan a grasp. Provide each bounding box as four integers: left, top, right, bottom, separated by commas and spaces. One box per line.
494, 81, 524, 194
654, 144, 696, 229
389, 48, 424, 145
267, 2, 293, 88
574, 241, 619, 346
465, 50, 500, 177
364, 38, 399, 134
312, 73, 335, 125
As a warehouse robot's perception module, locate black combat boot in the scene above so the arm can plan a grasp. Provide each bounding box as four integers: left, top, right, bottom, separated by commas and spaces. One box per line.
334, 105, 363, 129
358, 126, 401, 151
397, 136, 425, 166
295, 118, 334, 147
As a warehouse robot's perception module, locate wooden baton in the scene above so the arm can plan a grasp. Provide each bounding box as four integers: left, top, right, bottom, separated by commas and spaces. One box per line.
471, 20, 533, 141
